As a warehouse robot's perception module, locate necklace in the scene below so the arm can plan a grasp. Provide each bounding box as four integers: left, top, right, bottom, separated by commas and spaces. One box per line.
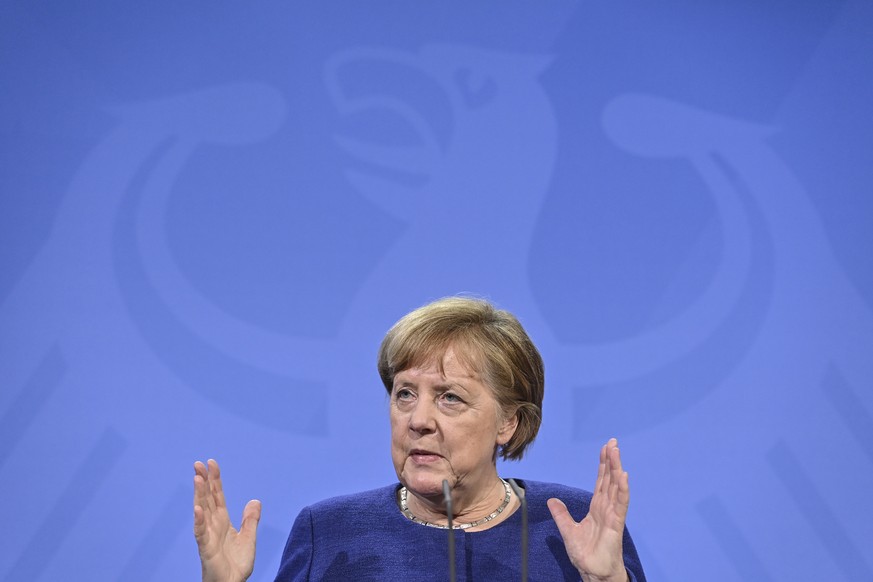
399, 479, 512, 530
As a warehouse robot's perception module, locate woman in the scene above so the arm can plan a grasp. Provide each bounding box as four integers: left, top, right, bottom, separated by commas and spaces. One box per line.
194, 297, 646, 581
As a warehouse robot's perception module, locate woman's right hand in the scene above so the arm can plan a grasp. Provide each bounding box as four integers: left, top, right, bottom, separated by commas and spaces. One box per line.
193, 459, 261, 582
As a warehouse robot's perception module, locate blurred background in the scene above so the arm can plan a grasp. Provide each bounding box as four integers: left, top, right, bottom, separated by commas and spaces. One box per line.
2, 1, 872, 580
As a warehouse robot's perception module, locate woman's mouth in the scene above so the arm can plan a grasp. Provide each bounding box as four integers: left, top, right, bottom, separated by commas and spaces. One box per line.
409, 450, 442, 463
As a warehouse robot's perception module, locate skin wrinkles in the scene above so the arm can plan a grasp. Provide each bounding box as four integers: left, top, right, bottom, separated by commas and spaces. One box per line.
390, 346, 518, 527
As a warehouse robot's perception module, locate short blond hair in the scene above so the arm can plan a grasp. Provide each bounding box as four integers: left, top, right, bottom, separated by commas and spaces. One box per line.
377, 296, 544, 460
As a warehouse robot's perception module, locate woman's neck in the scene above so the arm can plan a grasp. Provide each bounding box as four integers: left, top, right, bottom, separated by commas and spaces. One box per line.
404, 473, 516, 530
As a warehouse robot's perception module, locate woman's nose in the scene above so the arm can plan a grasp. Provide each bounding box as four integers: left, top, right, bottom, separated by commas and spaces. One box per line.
408, 400, 437, 433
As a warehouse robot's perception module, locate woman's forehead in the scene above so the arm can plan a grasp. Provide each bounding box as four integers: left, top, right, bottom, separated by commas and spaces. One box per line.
401, 342, 486, 379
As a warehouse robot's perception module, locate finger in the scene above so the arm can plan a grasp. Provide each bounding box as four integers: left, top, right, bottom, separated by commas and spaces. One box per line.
193, 473, 211, 544
605, 448, 619, 502
606, 474, 630, 526
239, 499, 262, 542
546, 497, 578, 539
601, 442, 619, 496
608, 479, 619, 506
594, 443, 608, 495
617, 471, 630, 514
207, 459, 227, 509
603, 439, 623, 491
194, 460, 208, 477
193, 468, 213, 516
193, 503, 208, 541
198, 463, 217, 513
608, 441, 623, 477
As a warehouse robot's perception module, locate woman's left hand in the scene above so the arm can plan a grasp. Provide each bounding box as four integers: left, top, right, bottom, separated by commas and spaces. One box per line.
547, 438, 630, 582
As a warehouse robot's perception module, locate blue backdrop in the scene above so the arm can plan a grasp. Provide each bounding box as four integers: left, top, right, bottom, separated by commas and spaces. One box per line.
2, 1, 872, 580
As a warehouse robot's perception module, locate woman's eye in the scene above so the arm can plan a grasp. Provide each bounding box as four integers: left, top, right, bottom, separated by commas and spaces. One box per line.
442, 392, 461, 403
395, 388, 413, 400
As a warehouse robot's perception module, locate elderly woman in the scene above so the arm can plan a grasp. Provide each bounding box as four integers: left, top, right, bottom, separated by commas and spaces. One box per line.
194, 297, 646, 581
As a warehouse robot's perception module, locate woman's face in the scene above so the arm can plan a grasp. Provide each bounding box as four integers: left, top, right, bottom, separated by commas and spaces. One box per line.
389, 346, 517, 499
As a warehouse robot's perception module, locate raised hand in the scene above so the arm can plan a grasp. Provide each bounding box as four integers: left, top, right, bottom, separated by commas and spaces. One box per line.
193, 459, 262, 582
547, 438, 630, 582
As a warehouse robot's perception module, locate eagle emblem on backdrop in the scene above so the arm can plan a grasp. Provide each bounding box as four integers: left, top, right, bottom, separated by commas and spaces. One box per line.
1, 2, 871, 579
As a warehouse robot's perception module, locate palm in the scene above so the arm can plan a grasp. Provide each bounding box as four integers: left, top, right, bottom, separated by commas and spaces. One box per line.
193, 459, 261, 582
548, 439, 629, 582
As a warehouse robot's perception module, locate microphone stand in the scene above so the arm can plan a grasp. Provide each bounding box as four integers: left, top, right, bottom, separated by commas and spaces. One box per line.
508, 479, 528, 582
442, 480, 457, 582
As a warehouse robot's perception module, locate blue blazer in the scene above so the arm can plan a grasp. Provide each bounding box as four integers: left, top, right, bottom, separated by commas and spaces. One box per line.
275, 479, 646, 581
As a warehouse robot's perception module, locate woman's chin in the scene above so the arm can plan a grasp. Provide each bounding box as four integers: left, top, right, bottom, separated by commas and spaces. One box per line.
402, 473, 446, 497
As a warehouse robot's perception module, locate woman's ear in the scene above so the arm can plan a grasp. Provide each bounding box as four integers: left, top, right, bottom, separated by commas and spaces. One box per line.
496, 411, 519, 446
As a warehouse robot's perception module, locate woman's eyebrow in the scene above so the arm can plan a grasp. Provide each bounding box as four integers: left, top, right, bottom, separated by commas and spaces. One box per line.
436, 381, 468, 393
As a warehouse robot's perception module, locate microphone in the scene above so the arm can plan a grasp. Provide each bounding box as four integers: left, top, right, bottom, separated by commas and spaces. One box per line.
508, 479, 528, 582
442, 479, 457, 582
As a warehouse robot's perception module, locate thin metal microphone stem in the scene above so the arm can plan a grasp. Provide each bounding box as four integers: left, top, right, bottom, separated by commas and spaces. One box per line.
442, 479, 456, 582
508, 479, 528, 582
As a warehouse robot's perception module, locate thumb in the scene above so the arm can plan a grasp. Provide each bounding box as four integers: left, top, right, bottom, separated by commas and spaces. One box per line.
547, 497, 577, 538
239, 499, 262, 541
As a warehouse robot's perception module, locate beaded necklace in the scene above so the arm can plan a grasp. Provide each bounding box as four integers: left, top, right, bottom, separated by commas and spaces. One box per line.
399, 479, 512, 530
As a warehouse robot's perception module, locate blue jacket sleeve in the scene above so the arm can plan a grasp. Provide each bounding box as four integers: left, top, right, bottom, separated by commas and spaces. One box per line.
622, 523, 646, 582
274, 507, 314, 582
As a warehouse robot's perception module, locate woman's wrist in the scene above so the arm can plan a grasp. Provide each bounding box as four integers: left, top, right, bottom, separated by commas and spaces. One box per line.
581, 569, 629, 582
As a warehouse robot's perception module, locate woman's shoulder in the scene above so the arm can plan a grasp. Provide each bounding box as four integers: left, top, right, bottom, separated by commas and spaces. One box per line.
303, 483, 400, 517
510, 479, 594, 503
501, 479, 595, 524
291, 483, 421, 542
